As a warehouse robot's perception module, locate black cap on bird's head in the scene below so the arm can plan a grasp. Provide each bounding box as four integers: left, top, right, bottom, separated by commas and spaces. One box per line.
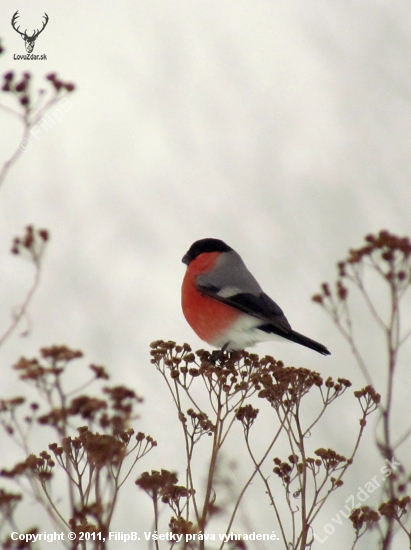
182, 238, 232, 265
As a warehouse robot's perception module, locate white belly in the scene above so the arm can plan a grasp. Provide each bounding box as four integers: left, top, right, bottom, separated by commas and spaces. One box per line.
210, 314, 285, 350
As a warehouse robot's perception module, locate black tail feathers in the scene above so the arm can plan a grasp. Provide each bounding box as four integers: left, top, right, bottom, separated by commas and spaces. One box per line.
258, 323, 330, 356
286, 329, 331, 356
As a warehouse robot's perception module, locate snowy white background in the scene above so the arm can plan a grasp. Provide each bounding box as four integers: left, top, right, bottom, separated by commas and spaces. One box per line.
1, 1, 411, 548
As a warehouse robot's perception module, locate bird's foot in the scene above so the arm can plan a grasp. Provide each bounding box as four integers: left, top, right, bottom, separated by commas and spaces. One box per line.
214, 343, 229, 365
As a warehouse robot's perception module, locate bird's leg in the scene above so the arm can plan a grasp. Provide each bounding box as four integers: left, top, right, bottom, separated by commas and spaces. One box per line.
216, 342, 229, 364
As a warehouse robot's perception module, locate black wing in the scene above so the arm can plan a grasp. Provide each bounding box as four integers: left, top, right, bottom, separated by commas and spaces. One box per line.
197, 282, 292, 334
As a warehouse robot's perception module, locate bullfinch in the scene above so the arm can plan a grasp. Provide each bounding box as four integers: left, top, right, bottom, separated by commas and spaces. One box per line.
181, 238, 330, 356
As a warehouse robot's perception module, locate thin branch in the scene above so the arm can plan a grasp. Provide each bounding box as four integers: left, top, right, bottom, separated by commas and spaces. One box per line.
0, 262, 41, 347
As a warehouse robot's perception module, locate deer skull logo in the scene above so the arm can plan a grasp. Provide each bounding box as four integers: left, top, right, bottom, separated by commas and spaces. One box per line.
11, 11, 49, 53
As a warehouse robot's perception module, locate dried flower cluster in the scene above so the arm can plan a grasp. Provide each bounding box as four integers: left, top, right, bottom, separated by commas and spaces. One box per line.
2, 71, 32, 107
313, 230, 411, 307
1, 71, 75, 110
45, 73, 76, 93
0, 227, 50, 347
0, 64, 77, 191
148, 340, 379, 550
136, 469, 194, 522
350, 506, 380, 536
313, 230, 411, 548
150, 341, 355, 413
0, 346, 155, 547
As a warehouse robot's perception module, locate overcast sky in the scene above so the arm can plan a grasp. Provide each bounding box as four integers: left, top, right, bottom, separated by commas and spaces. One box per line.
1, 1, 411, 548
